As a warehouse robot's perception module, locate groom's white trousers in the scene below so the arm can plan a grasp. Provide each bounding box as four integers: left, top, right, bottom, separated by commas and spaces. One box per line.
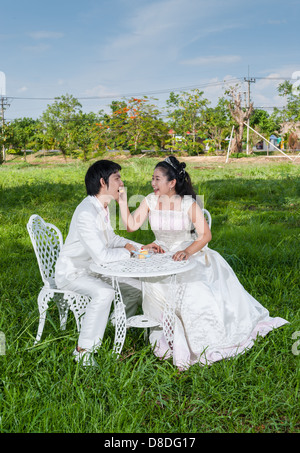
60, 274, 142, 351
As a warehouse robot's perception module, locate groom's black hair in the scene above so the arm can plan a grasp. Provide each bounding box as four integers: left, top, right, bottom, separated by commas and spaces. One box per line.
85, 160, 122, 195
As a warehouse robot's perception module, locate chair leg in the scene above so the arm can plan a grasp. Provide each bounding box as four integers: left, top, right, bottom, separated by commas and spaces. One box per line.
70, 294, 89, 332
35, 288, 51, 344
111, 277, 127, 356
55, 294, 69, 331
34, 289, 89, 344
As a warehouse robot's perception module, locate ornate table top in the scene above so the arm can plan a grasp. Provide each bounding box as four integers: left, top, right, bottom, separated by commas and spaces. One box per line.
90, 252, 196, 278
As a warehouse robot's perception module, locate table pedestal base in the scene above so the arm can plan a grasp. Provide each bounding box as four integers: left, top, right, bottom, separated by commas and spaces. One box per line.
111, 277, 127, 356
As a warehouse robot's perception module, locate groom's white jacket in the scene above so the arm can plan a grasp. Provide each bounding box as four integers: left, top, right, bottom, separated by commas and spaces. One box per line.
55, 195, 140, 287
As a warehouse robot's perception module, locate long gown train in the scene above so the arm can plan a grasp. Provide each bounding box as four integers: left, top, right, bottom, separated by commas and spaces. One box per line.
142, 193, 288, 370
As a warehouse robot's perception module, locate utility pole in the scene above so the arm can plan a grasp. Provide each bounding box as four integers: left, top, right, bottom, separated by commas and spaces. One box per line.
244, 73, 256, 154
0, 96, 10, 163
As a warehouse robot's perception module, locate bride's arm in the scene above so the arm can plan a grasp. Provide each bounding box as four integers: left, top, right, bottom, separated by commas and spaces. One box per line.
118, 191, 150, 232
173, 202, 212, 261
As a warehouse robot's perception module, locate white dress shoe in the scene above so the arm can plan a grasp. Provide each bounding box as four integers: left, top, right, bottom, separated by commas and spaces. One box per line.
73, 348, 97, 367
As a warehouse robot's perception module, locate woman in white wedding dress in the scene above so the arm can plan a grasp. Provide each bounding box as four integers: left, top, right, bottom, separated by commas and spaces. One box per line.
119, 156, 288, 370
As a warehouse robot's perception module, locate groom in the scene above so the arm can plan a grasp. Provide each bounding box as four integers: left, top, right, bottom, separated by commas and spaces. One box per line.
55, 160, 142, 365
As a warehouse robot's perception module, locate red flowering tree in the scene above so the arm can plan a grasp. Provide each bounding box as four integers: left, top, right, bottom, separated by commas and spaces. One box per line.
97, 97, 168, 153
126, 97, 168, 152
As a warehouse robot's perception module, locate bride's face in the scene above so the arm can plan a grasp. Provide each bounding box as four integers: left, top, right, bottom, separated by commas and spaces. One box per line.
152, 168, 176, 196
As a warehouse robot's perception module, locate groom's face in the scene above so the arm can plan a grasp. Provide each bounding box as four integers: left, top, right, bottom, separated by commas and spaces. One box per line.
106, 171, 124, 201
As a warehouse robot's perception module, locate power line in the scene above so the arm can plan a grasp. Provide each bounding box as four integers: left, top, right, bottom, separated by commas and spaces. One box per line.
254, 77, 291, 80
7, 78, 243, 101
2, 74, 295, 123
6, 75, 294, 102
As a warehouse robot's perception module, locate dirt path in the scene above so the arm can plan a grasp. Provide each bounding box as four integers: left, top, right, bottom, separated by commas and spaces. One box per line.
3, 151, 300, 167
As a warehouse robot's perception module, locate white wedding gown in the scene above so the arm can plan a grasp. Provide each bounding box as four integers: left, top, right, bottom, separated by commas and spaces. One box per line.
142, 193, 288, 370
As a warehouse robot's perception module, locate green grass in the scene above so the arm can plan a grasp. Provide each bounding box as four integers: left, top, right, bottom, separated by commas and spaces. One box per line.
0, 157, 299, 433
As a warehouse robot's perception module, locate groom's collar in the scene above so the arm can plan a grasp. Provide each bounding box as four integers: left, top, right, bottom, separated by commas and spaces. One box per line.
89, 195, 108, 215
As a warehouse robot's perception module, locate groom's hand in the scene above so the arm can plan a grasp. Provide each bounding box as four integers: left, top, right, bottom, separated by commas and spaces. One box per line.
124, 243, 137, 255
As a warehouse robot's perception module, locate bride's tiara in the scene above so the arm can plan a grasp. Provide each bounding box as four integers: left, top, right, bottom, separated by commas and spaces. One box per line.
164, 157, 185, 176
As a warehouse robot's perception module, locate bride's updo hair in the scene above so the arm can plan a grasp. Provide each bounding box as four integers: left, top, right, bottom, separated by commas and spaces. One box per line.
155, 155, 197, 200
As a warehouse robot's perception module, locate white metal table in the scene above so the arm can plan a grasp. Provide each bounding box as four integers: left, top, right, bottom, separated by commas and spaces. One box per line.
90, 252, 196, 356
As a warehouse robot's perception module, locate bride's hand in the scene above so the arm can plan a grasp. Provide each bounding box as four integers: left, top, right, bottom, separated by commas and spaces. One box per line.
172, 250, 190, 261
142, 243, 165, 254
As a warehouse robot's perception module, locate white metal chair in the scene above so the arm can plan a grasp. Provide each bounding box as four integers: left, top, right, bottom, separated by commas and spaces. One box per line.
27, 215, 90, 344
125, 208, 212, 339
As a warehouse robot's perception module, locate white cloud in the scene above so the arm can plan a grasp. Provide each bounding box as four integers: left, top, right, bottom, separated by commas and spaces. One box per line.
84, 84, 120, 99
96, 0, 244, 90
28, 31, 64, 39
100, 0, 197, 62
180, 55, 242, 66
266, 19, 287, 25
197, 75, 242, 105
18, 86, 28, 93
185, 22, 245, 48
23, 44, 51, 53
250, 67, 300, 109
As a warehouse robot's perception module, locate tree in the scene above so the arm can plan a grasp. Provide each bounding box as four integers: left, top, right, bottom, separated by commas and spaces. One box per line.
5, 117, 38, 160
97, 97, 167, 153
204, 97, 233, 151
250, 109, 281, 136
40, 94, 82, 159
71, 111, 104, 161
277, 80, 300, 123
166, 89, 210, 154
106, 101, 130, 150
125, 97, 167, 153
273, 81, 300, 149
288, 131, 300, 150
226, 85, 253, 154
0, 121, 12, 162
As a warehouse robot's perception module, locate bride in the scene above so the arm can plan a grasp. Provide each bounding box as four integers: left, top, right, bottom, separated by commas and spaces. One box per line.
119, 156, 288, 370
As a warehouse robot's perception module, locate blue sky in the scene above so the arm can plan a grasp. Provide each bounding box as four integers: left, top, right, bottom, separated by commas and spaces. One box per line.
1, 0, 299, 120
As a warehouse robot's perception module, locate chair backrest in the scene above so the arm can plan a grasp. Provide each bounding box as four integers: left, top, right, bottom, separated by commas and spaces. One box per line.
202, 208, 212, 230
27, 215, 63, 288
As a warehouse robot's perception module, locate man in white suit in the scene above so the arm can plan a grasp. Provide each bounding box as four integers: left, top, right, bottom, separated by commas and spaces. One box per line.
55, 160, 142, 365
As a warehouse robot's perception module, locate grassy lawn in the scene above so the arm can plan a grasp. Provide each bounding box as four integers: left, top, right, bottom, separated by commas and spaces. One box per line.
0, 156, 299, 433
